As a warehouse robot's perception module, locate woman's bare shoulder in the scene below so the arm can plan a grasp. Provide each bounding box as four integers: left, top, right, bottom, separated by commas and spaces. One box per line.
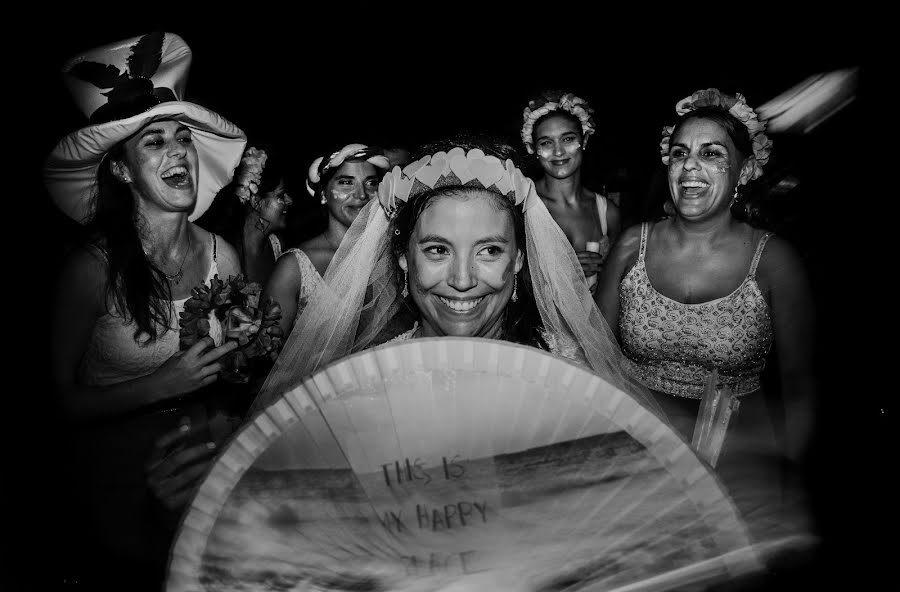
754, 232, 811, 293
297, 236, 334, 272
612, 223, 644, 256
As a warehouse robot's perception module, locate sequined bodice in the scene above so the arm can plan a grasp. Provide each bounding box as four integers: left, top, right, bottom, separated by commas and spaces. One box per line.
618, 223, 774, 398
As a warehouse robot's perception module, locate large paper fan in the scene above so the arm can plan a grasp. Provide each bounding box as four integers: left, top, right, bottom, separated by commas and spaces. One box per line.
166, 338, 764, 591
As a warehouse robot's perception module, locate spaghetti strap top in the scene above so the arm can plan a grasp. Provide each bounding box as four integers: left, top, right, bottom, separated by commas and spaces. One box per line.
596, 194, 608, 238
268, 234, 283, 260
618, 223, 774, 398
78, 233, 221, 386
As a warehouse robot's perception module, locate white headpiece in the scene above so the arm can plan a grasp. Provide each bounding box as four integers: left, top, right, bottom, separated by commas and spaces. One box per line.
43, 31, 246, 223
306, 143, 390, 197
521, 91, 596, 155
659, 88, 772, 180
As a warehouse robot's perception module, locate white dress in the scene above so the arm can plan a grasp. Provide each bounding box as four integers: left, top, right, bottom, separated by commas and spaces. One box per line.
283, 248, 326, 318
79, 234, 221, 385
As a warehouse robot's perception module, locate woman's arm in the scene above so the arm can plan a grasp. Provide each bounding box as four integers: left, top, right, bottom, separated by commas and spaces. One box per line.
760, 236, 817, 462
594, 224, 642, 341
51, 247, 237, 423
261, 252, 303, 339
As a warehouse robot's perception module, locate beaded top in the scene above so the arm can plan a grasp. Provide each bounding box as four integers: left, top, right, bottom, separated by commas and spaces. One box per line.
618, 223, 774, 398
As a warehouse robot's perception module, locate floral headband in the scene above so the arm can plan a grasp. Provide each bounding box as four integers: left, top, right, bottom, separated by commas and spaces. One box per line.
659, 88, 772, 180
306, 143, 391, 196
521, 91, 596, 154
377, 147, 540, 218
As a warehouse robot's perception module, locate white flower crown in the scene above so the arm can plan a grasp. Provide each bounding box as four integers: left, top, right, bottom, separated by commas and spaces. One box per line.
521, 92, 596, 154
305, 143, 391, 197
660, 88, 772, 180
377, 147, 540, 218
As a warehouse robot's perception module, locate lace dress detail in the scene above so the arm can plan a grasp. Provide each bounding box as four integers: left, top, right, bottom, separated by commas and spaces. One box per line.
284, 248, 325, 318
79, 234, 221, 386
618, 223, 774, 398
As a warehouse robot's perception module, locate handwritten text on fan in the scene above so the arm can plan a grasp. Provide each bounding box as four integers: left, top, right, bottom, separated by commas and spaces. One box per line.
380, 455, 465, 487
378, 455, 489, 534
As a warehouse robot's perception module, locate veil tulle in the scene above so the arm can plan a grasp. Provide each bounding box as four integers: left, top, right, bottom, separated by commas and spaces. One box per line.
248, 173, 667, 424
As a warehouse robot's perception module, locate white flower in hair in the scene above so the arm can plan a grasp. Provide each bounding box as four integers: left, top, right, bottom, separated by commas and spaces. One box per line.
521, 91, 596, 154
234, 147, 268, 205
661, 89, 772, 180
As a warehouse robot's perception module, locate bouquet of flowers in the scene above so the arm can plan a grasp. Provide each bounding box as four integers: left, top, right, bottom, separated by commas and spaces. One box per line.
179, 274, 283, 383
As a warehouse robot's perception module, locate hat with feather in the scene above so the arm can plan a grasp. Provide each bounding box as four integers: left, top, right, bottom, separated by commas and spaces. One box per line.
43, 31, 247, 223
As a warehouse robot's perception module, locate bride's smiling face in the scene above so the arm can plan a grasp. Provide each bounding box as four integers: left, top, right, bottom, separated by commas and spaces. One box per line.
399, 191, 523, 339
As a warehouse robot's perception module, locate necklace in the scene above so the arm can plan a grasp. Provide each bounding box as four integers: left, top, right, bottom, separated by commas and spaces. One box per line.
154, 233, 191, 284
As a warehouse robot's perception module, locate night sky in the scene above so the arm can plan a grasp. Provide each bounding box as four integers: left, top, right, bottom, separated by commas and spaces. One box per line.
20, 14, 885, 590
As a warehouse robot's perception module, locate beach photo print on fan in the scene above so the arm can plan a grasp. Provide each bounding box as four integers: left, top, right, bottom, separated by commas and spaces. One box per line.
166, 338, 766, 592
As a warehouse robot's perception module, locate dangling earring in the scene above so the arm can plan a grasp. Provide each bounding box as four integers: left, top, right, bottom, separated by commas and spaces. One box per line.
320, 195, 327, 205
731, 185, 739, 206
402, 270, 409, 298
511, 273, 518, 303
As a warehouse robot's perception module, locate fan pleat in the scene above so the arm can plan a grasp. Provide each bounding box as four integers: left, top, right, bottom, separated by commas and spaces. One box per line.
166, 338, 763, 592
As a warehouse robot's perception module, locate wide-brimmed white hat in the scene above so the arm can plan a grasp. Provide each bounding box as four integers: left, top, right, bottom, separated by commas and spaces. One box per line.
43, 31, 247, 223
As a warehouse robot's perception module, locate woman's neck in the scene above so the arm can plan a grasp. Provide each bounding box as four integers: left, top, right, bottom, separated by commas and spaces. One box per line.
670, 212, 739, 246
538, 170, 584, 204
324, 218, 349, 251
139, 212, 191, 259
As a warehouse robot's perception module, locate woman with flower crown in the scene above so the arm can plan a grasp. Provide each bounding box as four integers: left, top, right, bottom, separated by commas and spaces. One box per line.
261, 144, 390, 339
248, 135, 664, 422
520, 90, 621, 294
596, 89, 816, 482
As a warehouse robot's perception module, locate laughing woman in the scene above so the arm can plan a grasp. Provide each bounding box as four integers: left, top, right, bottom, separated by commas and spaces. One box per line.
44, 32, 246, 590
596, 89, 816, 467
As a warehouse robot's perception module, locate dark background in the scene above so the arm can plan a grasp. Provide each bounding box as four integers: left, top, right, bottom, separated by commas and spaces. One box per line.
16, 14, 885, 590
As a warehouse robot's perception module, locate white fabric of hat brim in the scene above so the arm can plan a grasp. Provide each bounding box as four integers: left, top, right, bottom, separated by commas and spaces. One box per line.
44, 101, 247, 224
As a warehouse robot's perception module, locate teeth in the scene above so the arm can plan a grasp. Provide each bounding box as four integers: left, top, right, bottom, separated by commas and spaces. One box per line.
681, 180, 708, 188
439, 296, 483, 312
162, 166, 188, 179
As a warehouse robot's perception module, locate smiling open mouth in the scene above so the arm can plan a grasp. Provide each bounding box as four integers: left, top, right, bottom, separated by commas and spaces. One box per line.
680, 179, 709, 196
161, 165, 190, 188
438, 296, 484, 313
